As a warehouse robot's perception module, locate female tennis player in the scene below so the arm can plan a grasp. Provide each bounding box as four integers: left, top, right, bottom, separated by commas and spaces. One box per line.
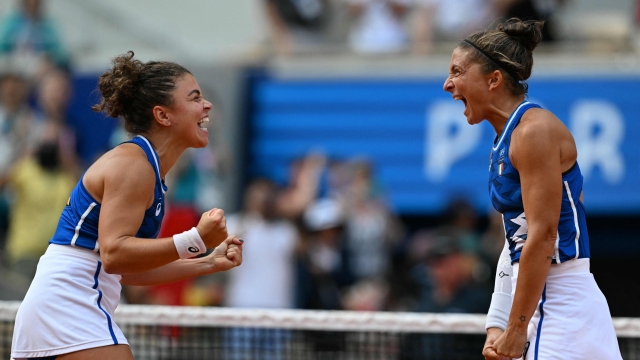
443, 19, 621, 359
11, 51, 243, 360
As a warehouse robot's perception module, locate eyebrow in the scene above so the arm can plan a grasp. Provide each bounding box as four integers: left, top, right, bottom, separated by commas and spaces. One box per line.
187, 89, 201, 97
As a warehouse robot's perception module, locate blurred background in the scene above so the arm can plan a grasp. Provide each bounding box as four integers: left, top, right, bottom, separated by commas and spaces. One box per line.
0, 0, 637, 319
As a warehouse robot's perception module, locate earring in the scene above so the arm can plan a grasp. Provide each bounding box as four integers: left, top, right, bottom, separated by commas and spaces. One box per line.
164, 122, 170, 125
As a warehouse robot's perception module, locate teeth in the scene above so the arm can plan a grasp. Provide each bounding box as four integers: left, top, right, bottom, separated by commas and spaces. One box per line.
198, 117, 209, 129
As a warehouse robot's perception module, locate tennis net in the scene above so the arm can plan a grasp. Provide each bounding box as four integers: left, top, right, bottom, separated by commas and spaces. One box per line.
1, 301, 639, 359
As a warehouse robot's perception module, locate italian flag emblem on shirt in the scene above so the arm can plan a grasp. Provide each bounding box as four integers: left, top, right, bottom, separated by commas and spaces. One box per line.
498, 162, 505, 175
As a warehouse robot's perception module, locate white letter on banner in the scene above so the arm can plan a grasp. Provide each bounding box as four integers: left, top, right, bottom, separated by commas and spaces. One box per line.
570, 100, 624, 184
425, 101, 482, 182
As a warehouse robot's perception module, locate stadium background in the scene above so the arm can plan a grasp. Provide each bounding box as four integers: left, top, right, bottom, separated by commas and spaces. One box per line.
0, 0, 638, 357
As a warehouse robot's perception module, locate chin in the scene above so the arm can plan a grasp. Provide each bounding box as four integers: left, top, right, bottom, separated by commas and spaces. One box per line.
194, 139, 209, 148
466, 115, 482, 125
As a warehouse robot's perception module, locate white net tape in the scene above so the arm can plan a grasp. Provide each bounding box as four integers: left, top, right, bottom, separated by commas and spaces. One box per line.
1, 300, 639, 337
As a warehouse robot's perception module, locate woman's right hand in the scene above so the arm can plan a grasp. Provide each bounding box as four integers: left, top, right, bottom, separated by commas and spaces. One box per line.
483, 328, 511, 360
196, 208, 228, 248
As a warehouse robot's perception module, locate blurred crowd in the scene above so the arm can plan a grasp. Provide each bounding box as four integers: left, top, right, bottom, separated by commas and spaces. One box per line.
264, 0, 569, 56
0, 0, 78, 299
124, 152, 505, 317
0, 0, 513, 317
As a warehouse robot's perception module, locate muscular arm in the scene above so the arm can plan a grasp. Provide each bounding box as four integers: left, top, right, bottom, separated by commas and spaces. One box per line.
95, 149, 181, 275
120, 258, 213, 286
121, 236, 243, 286
493, 110, 564, 357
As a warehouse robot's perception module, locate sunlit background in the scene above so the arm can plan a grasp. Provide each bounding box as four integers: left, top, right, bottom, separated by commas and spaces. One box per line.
0, 0, 637, 322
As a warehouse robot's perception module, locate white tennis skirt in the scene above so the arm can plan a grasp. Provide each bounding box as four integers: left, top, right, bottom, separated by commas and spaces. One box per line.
11, 244, 128, 359
513, 258, 621, 360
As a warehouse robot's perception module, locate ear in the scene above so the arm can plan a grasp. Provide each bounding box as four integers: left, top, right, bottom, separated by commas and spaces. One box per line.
152, 105, 171, 127
487, 70, 503, 91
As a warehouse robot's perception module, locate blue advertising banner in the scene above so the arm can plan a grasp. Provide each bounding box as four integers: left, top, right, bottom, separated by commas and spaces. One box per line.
248, 75, 640, 215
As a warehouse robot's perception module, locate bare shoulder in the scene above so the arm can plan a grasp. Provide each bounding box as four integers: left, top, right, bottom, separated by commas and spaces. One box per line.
84, 143, 156, 203
513, 108, 570, 145
510, 109, 564, 168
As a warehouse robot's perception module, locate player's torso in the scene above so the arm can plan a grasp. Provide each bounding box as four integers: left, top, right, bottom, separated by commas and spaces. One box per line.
50, 135, 167, 252
488, 102, 590, 264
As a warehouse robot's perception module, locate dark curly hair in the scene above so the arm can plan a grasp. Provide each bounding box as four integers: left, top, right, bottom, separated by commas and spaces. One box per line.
458, 18, 544, 96
92, 51, 191, 134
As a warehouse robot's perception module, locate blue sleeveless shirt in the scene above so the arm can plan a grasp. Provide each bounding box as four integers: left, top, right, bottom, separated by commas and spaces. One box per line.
50, 135, 168, 251
488, 102, 590, 264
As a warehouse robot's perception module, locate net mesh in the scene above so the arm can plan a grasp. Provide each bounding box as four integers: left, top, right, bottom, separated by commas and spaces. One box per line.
1, 301, 639, 359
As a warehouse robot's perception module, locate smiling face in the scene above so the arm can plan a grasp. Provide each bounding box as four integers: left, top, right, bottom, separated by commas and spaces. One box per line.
165, 74, 213, 148
443, 48, 493, 125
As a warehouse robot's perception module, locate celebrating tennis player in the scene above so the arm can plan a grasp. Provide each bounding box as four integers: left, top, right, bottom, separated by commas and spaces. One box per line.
11, 51, 243, 360
443, 18, 621, 359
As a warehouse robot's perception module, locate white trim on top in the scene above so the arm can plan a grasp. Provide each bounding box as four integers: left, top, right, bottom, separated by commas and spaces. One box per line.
71, 202, 97, 247
492, 101, 531, 151
135, 135, 165, 194
564, 180, 581, 259
554, 231, 561, 264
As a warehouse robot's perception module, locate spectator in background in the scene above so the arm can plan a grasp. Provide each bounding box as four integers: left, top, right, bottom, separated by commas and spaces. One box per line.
224, 178, 299, 309
297, 197, 354, 310
400, 230, 491, 358
341, 160, 403, 282
636, 0, 640, 50
0, 71, 41, 179
412, 231, 491, 313
411, 0, 495, 54
0, 71, 42, 266
346, 0, 411, 54
0, 0, 69, 77
4, 140, 75, 284
264, 0, 332, 56
494, 0, 567, 42
35, 69, 79, 177
276, 153, 325, 221
222, 178, 299, 360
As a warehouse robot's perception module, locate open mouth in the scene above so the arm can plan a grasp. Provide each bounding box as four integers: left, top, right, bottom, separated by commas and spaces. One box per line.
197, 117, 209, 132
454, 96, 467, 108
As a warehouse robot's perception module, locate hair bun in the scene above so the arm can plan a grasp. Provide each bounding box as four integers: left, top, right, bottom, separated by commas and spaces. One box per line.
498, 18, 544, 53
92, 51, 144, 119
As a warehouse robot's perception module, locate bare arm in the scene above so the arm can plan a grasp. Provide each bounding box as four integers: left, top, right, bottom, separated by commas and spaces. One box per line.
94, 145, 227, 275
493, 110, 564, 358
483, 241, 513, 359
121, 236, 243, 286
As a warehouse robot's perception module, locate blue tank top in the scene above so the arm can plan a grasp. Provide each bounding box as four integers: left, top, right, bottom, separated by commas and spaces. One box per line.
50, 135, 168, 251
488, 101, 590, 264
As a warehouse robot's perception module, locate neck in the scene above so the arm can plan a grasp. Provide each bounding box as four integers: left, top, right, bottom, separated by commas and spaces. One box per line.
484, 96, 525, 137
140, 132, 186, 179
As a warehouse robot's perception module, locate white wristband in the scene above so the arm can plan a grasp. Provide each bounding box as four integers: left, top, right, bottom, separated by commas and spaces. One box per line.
486, 240, 514, 331
173, 227, 206, 259
486, 292, 512, 331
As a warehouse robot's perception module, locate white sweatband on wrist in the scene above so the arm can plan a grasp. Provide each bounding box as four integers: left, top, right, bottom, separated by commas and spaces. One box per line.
486, 240, 514, 331
173, 227, 207, 259
486, 293, 512, 331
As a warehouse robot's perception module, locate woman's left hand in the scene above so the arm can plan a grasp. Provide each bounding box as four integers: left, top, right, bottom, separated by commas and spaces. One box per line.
493, 327, 528, 359
207, 235, 243, 272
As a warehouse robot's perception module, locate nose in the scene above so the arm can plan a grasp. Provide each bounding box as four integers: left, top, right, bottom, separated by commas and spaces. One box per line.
443, 76, 453, 93
204, 99, 213, 111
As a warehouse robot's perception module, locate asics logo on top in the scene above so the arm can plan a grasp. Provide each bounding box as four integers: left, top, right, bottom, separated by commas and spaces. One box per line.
155, 202, 161, 216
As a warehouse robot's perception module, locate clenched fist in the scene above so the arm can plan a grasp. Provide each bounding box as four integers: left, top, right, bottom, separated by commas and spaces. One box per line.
196, 208, 228, 248
207, 235, 244, 273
